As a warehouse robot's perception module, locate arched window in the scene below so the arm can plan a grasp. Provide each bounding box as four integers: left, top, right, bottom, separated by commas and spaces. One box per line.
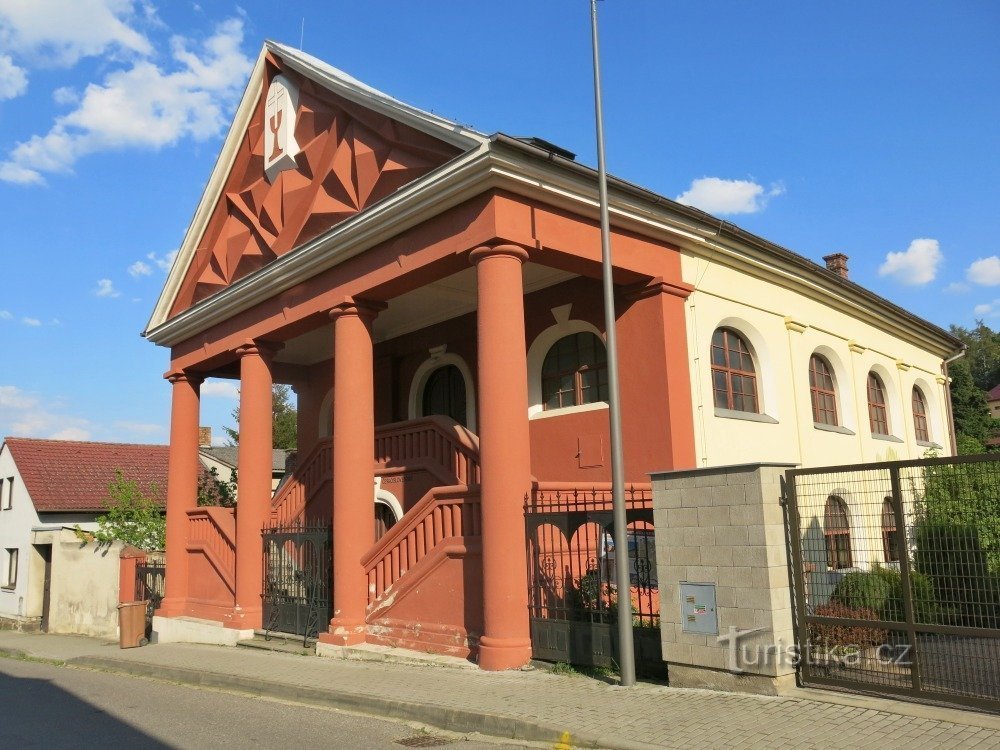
711, 328, 758, 413
421, 364, 467, 426
541, 332, 608, 410
867, 372, 890, 436
824, 496, 853, 570
912, 387, 930, 442
809, 354, 838, 426
882, 498, 900, 563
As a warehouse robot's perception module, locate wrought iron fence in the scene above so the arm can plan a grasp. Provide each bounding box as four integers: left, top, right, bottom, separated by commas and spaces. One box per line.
525, 485, 663, 676
786, 453, 1000, 712
262, 523, 332, 646
135, 560, 165, 627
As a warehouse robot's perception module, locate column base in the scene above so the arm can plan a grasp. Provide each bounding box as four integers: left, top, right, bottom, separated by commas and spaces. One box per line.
477, 635, 532, 671
223, 605, 262, 630
155, 597, 190, 618
318, 619, 367, 646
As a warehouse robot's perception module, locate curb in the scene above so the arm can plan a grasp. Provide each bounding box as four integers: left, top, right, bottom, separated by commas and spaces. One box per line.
67, 656, 662, 750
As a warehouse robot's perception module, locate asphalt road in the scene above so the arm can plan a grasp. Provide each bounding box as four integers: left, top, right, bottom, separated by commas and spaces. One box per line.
0, 657, 526, 750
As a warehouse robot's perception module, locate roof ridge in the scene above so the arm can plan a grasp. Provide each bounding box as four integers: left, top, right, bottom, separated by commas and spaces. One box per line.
4, 436, 168, 449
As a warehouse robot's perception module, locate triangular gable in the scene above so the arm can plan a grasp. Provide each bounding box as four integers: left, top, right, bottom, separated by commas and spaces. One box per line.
147, 42, 487, 330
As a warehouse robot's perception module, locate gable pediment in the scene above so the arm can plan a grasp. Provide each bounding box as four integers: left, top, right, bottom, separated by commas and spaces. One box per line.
166, 48, 470, 318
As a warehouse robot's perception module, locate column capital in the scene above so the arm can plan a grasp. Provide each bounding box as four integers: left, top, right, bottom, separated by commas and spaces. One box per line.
469, 243, 529, 266
235, 340, 283, 360
164, 370, 204, 386
622, 276, 694, 302
328, 297, 387, 323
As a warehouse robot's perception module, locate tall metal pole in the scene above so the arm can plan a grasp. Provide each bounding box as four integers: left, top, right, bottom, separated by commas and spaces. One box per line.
590, 0, 636, 687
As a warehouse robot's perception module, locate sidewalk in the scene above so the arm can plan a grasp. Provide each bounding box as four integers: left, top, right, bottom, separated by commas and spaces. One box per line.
0, 631, 998, 750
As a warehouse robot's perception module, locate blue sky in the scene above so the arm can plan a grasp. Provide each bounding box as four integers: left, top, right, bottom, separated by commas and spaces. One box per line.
0, 1, 997, 445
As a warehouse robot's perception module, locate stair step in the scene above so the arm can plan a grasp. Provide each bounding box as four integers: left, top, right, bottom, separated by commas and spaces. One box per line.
236, 632, 316, 656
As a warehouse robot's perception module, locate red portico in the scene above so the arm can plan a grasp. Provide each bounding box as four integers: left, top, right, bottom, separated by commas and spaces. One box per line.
145, 42, 696, 670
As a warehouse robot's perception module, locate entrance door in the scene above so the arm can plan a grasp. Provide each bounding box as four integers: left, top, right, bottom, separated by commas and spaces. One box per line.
262, 524, 332, 644
375, 502, 398, 542
39, 545, 52, 632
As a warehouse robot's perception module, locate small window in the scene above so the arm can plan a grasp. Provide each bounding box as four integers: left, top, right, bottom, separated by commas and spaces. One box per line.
0, 477, 11, 510
541, 332, 609, 410
867, 372, 890, 436
809, 355, 838, 426
711, 328, 759, 413
912, 387, 930, 442
882, 498, 900, 563
824, 496, 853, 570
3, 548, 17, 588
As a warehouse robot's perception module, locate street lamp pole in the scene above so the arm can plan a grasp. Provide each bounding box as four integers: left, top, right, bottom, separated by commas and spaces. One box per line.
589, 0, 636, 687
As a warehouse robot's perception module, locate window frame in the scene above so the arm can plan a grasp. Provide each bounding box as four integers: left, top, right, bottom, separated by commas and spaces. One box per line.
710, 328, 759, 414
912, 386, 930, 443
882, 498, 900, 563
867, 372, 890, 436
809, 354, 839, 426
824, 496, 853, 570
540, 332, 609, 412
0, 477, 11, 510
3, 548, 17, 589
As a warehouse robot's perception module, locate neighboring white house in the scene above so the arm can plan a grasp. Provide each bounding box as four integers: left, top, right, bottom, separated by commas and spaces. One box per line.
0, 438, 170, 635
199, 445, 291, 495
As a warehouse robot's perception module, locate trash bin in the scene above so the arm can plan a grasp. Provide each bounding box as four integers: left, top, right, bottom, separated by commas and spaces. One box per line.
118, 600, 149, 649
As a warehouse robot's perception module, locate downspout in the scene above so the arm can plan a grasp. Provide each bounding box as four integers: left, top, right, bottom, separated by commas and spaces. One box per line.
941, 346, 967, 456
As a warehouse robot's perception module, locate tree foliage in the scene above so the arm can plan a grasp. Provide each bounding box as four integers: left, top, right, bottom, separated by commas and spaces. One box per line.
223, 383, 297, 450
90, 470, 166, 551
949, 322, 1000, 452
197, 466, 237, 508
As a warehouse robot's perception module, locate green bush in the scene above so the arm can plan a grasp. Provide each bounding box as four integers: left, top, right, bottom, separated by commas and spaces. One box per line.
914, 520, 999, 628
832, 566, 938, 625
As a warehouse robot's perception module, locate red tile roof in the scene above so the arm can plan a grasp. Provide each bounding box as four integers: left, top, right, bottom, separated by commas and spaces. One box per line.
3, 437, 169, 512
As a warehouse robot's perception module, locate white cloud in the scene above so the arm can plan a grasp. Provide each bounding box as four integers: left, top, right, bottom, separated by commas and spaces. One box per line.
21, 317, 41, 326
967, 256, 1000, 286
201, 381, 239, 399
49, 426, 92, 441
972, 299, 1000, 318
0, 54, 28, 100
0, 310, 12, 320
128, 260, 152, 277
94, 278, 121, 297
52, 86, 79, 105
944, 282, 970, 294
0, 384, 92, 439
877, 238, 942, 286
675, 177, 784, 215
0, 18, 252, 185
147, 249, 178, 272
0, 0, 152, 68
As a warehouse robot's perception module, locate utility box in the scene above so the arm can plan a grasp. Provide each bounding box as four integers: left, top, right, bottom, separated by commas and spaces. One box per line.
679, 583, 718, 635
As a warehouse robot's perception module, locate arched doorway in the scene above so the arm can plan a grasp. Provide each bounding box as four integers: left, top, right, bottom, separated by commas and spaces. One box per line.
421, 364, 467, 427
374, 488, 403, 543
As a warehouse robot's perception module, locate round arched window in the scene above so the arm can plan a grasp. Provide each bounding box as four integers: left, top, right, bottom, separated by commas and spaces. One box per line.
541, 332, 608, 410
421, 364, 467, 426
710, 328, 758, 413
912, 387, 930, 442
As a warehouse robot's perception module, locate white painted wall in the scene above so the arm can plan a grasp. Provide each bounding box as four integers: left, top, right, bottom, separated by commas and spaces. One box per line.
0, 443, 40, 621
681, 252, 954, 470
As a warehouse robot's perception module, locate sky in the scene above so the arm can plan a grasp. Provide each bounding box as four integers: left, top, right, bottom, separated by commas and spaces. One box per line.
0, 1, 998, 446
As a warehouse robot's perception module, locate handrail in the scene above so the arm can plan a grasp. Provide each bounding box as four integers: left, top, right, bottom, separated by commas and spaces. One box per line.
271, 416, 481, 525
362, 485, 480, 605
186, 507, 236, 591
529, 482, 653, 510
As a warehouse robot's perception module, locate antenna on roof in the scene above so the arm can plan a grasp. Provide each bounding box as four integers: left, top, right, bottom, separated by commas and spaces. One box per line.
300, 18, 305, 50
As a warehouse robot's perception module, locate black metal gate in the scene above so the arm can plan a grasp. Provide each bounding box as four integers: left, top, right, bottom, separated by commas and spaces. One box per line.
135, 560, 165, 635
786, 454, 1000, 713
525, 486, 663, 677
262, 524, 332, 645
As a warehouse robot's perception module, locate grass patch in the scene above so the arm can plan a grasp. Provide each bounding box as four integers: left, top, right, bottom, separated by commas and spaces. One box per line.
0, 648, 66, 667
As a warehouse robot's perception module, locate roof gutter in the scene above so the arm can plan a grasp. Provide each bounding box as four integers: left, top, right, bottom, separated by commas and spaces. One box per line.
942, 345, 967, 456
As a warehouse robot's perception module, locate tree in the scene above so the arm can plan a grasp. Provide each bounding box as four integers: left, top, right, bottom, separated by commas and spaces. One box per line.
89, 470, 166, 551
950, 322, 1000, 392
223, 383, 297, 450
948, 322, 1000, 452
197, 466, 237, 508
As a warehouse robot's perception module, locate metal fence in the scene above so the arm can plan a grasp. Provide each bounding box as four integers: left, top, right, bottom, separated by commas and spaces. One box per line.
135, 560, 165, 629
262, 523, 332, 646
525, 485, 663, 676
786, 454, 1000, 712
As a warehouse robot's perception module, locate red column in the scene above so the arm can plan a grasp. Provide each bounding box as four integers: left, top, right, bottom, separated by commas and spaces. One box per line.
158, 371, 202, 617
231, 341, 278, 629
320, 299, 383, 646
470, 244, 533, 670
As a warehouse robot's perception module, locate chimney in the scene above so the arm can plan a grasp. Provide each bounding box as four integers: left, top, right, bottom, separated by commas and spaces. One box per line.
823, 253, 849, 280
199, 426, 212, 448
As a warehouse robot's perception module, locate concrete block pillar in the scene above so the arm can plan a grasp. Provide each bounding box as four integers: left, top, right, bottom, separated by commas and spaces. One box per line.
470, 243, 533, 671
231, 341, 279, 629
320, 299, 384, 647
158, 371, 202, 617
651, 463, 797, 695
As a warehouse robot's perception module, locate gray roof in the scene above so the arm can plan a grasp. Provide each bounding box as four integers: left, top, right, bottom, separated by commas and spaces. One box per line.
200, 446, 289, 473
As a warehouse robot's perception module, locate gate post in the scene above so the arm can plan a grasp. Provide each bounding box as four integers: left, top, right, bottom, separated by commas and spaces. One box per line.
889, 465, 923, 692
783, 472, 813, 687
